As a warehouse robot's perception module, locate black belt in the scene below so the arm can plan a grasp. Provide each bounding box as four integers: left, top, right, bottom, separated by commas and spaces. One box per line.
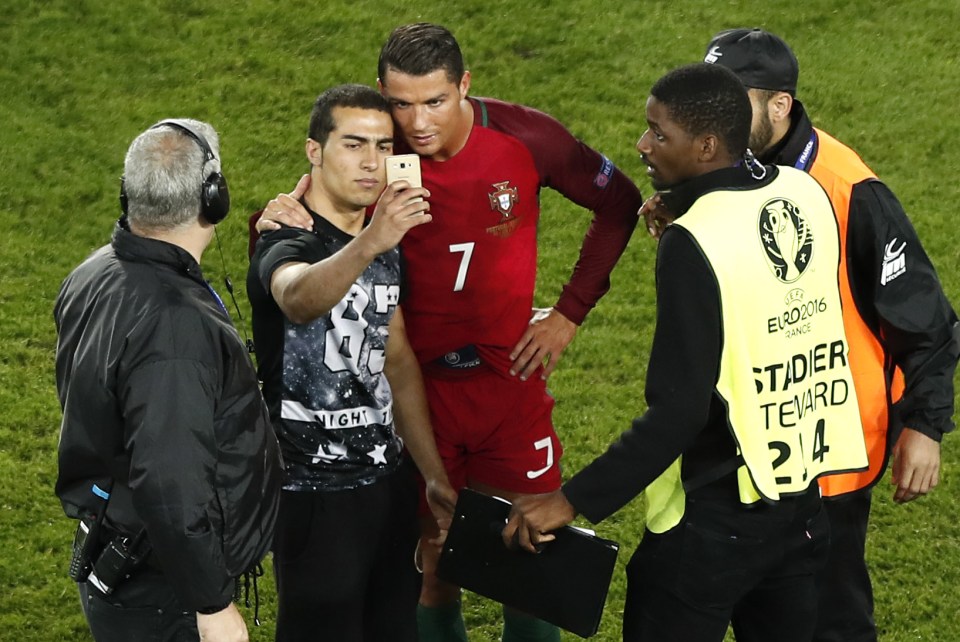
432, 345, 483, 370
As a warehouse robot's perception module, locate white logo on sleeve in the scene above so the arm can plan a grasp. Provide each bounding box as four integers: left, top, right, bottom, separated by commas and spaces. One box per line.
704, 46, 723, 64
881, 238, 907, 286
525, 437, 555, 479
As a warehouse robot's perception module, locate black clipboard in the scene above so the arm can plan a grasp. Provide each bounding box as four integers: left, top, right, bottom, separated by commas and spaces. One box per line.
436, 489, 619, 638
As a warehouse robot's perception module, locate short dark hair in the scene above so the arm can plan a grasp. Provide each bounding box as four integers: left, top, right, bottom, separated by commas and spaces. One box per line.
650, 63, 752, 158
377, 22, 465, 86
308, 84, 390, 145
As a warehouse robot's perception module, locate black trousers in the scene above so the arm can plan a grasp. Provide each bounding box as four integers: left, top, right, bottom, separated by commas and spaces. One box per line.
273, 463, 421, 642
813, 489, 876, 642
79, 567, 198, 642
623, 487, 830, 642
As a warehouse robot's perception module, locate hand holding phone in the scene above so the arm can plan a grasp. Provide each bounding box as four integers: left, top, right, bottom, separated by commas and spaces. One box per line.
385, 154, 423, 203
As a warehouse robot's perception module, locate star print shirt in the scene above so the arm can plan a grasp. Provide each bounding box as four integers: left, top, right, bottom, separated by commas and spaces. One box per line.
248, 210, 404, 491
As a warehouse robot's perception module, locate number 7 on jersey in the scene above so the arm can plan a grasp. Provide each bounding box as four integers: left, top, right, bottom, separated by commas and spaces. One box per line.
449, 242, 475, 292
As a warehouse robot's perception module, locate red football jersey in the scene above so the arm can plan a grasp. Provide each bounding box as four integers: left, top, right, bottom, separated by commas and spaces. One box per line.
399, 97, 642, 375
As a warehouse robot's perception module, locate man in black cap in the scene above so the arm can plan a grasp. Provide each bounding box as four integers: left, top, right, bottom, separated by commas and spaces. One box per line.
697, 28, 959, 642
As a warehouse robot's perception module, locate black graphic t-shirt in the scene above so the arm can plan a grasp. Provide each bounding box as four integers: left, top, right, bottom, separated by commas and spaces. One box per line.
248, 210, 403, 491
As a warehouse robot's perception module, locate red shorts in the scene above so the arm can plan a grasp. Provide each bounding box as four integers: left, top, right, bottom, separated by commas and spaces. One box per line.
421, 367, 563, 499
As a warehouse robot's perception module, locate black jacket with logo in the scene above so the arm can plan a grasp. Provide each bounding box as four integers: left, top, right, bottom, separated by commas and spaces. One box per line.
54, 219, 283, 611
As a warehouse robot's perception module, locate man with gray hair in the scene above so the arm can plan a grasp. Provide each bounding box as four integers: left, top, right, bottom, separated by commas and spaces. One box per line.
54, 119, 282, 642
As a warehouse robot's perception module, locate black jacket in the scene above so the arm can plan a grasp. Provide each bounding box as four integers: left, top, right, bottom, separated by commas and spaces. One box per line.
54, 219, 282, 612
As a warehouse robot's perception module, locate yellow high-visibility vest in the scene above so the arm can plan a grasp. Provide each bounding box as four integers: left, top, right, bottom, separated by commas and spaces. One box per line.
646, 167, 867, 533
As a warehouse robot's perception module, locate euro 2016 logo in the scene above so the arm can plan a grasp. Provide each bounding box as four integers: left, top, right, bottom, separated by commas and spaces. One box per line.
758, 198, 814, 283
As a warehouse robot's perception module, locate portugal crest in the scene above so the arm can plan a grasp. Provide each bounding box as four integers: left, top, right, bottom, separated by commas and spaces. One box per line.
486, 181, 521, 237
488, 181, 518, 220
758, 198, 814, 283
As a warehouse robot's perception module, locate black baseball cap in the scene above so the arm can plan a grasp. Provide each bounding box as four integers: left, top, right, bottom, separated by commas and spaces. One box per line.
703, 28, 799, 95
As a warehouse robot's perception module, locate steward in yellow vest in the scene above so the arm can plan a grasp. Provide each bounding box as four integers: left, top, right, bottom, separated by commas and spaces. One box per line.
669, 164, 867, 507
703, 28, 959, 642
504, 63, 869, 642
638, 162, 871, 534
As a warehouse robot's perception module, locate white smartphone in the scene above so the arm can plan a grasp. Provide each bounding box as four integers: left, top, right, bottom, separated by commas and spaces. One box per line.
385, 154, 423, 202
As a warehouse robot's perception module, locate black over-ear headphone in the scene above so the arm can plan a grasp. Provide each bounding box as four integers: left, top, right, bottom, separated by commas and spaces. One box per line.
119, 119, 231, 224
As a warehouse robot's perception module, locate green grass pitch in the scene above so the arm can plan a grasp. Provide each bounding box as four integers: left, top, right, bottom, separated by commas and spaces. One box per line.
1, 1, 958, 640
